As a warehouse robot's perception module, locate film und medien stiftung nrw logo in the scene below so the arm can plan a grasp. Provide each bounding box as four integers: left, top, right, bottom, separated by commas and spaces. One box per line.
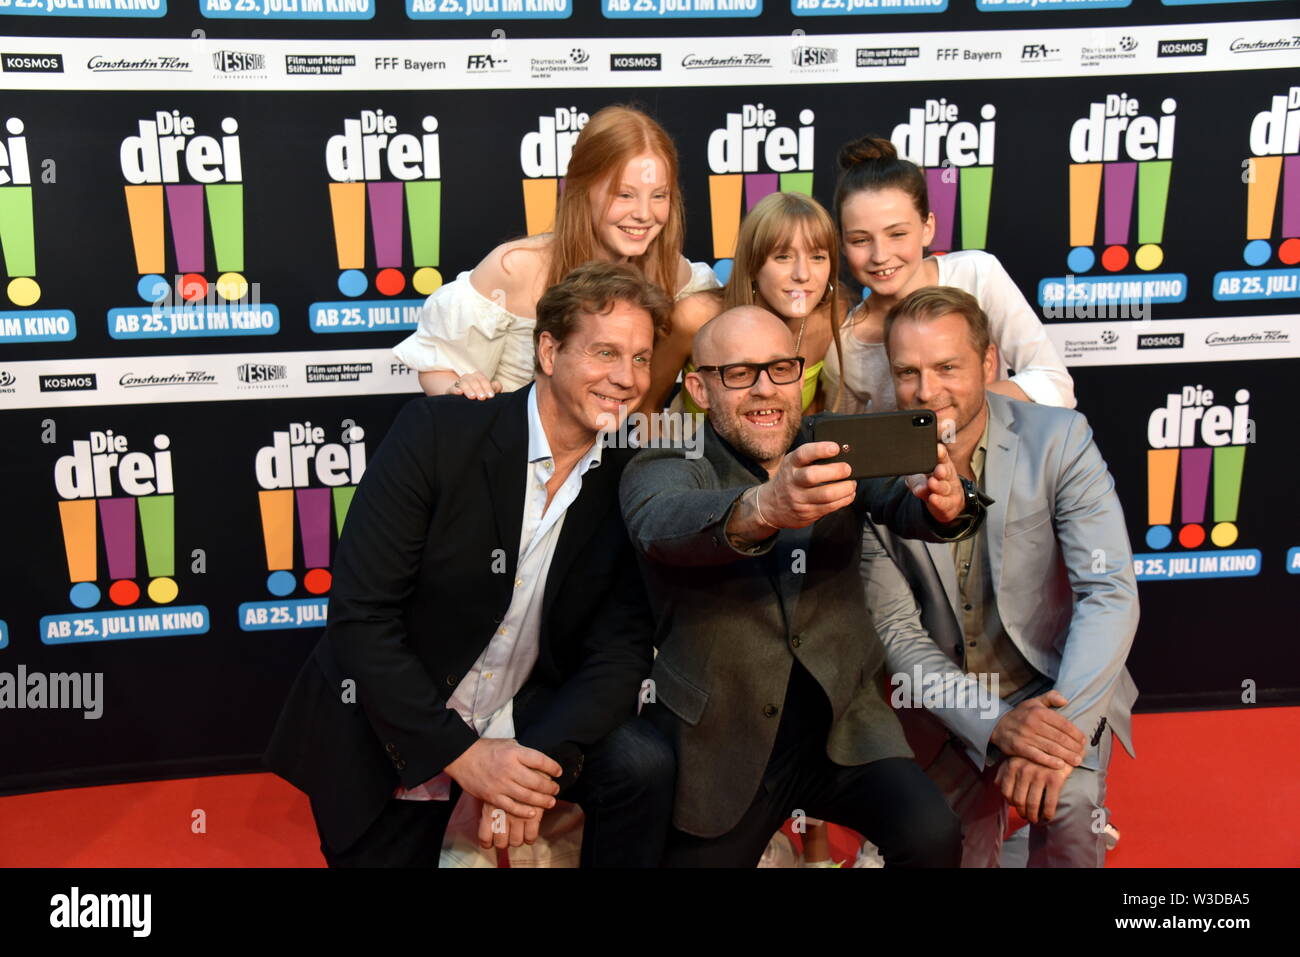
1038, 93, 1188, 313
519, 105, 590, 236
0, 116, 76, 345
42, 428, 210, 645
113, 109, 280, 341
1213, 85, 1300, 303
309, 109, 440, 334
890, 98, 996, 253
706, 103, 815, 283
1132, 383, 1259, 582
239, 420, 368, 631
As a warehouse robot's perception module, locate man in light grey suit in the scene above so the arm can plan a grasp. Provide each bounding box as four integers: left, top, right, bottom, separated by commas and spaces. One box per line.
620, 305, 989, 867
862, 285, 1139, 868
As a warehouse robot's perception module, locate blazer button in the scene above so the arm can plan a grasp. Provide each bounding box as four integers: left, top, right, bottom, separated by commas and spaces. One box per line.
791, 634, 803, 649
763, 704, 779, 718
446, 675, 458, 687
385, 743, 397, 754
395, 759, 407, 771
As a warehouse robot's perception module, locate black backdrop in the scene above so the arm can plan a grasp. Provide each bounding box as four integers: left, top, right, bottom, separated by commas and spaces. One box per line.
1, 1, 1297, 792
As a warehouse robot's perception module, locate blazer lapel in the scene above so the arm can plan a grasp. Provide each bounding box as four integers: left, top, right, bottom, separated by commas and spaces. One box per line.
541, 455, 616, 620
982, 393, 1019, 593
482, 388, 531, 582
924, 539, 962, 622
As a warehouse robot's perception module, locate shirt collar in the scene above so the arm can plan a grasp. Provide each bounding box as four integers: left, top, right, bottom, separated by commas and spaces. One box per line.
970, 406, 991, 485
526, 383, 603, 475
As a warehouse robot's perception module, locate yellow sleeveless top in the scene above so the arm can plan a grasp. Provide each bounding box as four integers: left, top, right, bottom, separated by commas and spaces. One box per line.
680, 359, 825, 414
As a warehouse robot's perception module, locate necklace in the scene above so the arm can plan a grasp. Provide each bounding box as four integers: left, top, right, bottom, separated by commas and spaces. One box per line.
793, 310, 809, 354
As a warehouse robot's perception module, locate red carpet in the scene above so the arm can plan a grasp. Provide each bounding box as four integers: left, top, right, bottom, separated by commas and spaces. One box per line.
3, 707, 1297, 867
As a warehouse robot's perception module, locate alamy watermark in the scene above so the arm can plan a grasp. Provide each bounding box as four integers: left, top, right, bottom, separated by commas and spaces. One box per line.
890, 665, 1000, 720
1, 666, 103, 719
1042, 274, 1152, 323
598, 409, 706, 459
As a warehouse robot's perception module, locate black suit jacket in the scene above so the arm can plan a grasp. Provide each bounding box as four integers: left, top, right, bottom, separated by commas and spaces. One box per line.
264, 386, 654, 853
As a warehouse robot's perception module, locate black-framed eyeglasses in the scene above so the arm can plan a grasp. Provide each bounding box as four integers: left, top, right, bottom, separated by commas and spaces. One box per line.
695, 356, 805, 390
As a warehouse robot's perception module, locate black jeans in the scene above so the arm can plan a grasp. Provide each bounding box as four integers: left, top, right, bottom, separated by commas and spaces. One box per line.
315, 715, 674, 868
658, 661, 962, 868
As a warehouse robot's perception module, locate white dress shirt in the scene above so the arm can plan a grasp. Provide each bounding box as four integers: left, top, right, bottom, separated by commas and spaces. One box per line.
396, 385, 603, 800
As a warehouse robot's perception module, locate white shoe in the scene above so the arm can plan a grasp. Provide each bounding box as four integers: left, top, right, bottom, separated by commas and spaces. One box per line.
851, 840, 885, 868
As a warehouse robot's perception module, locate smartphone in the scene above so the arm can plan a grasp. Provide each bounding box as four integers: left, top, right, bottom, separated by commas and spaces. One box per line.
812, 410, 938, 480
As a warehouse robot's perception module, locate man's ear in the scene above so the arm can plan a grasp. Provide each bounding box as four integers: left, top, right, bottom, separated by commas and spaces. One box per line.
537, 331, 559, 378
982, 342, 997, 385
682, 371, 711, 412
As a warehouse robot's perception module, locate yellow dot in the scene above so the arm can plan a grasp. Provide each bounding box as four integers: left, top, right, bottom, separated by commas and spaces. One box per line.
1134, 244, 1163, 271
412, 267, 443, 296
148, 577, 179, 604
216, 272, 248, 301
1209, 523, 1238, 547
8, 277, 40, 306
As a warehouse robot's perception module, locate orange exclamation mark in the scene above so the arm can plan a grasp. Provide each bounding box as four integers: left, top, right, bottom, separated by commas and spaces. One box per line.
1067, 163, 1103, 274
260, 489, 296, 596
1145, 448, 1178, 550
59, 499, 100, 608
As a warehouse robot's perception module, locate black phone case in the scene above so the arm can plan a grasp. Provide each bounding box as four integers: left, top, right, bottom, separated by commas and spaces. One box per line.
812, 411, 938, 479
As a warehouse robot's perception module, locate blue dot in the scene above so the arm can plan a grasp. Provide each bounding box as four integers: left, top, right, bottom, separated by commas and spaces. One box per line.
267, 571, 296, 597
338, 269, 368, 298
69, 582, 100, 609
137, 274, 169, 303
1243, 240, 1271, 267
712, 259, 733, 285
1145, 526, 1172, 550
1067, 247, 1095, 273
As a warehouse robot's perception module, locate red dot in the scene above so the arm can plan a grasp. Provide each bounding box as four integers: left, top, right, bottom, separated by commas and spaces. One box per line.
180, 273, 208, 302
1100, 246, 1130, 272
375, 268, 406, 296
1178, 524, 1205, 548
109, 580, 141, 606
1279, 238, 1300, 266
304, 568, 333, 595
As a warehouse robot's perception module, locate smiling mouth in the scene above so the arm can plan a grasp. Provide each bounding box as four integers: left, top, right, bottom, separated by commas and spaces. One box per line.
618, 225, 651, 239
742, 408, 784, 428
869, 266, 902, 280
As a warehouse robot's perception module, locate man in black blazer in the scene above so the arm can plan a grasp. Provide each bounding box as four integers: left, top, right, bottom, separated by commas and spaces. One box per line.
265, 262, 674, 867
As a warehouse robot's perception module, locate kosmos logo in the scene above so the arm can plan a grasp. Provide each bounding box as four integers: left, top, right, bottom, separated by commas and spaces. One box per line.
519, 106, 590, 235
42, 427, 210, 646
1215, 86, 1300, 304
890, 98, 997, 252
239, 419, 368, 632
705, 103, 815, 277
1133, 383, 1259, 583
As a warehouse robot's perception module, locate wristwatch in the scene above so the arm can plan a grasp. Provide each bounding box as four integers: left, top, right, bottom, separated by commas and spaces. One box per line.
959, 475, 980, 516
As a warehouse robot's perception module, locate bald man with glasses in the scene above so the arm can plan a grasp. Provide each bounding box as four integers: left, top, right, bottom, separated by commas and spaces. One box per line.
619, 305, 989, 867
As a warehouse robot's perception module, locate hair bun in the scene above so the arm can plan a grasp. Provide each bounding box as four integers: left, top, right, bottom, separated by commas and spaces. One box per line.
838, 135, 897, 170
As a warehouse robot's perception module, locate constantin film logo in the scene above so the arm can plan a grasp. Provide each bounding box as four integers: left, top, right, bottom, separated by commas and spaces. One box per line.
88, 56, 191, 73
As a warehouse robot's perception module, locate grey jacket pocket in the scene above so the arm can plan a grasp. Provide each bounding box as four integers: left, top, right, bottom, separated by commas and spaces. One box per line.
651, 656, 710, 727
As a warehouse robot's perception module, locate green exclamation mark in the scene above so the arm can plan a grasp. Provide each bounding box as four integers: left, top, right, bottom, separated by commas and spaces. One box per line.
205, 183, 246, 301
959, 167, 994, 251
1134, 160, 1171, 272
0, 185, 39, 306
778, 173, 813, 197
332, 486, 356, 535
1210, 446, 1245, 548
138, 494, 178, 604
406, 180, 441, 297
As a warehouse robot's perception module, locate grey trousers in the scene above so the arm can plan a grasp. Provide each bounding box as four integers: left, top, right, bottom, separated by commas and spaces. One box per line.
923, 726, 1113, 868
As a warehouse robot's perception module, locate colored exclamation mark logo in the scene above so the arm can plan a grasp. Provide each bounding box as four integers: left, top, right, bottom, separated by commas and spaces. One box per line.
0, 117, 38, 306
206, 182, 248, 301
138, 494, 178, 604
297, 487, 332, 595
1145, 448, 1178, 550
368, 181, 406, 297
1066, 163, 1103, 273
406, 179, 442, 296
330, 181, 368, 298
1176, 447, 1212, 548
99, 497, 141, 606
926, 168, 957, 253
1243, 153, 1300, 267
522, 178, 557, 237
959, 166, 993, 251
260, 489, 296, 596
125, 184, 170, 304
1210, 446, 1246, 547
709, 174, 743, 261
1134, 159, 1170, 271
59, 499, 100, 608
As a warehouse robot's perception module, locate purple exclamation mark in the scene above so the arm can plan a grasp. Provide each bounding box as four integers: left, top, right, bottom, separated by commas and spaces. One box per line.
1178, 447, 1212, 549
166, 184, 207, 301
99, 497, 140, 606
296, 487, 332, 595
1101, 162, 1136, 272
926, 168, 957, 253
368, 181, 405, 296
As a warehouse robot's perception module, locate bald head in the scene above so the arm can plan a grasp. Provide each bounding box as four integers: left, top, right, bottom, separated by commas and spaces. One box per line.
692, 305, 795, 367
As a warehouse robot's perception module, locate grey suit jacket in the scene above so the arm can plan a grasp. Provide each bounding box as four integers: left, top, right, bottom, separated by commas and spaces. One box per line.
863, 391, 1139, 773
620, 419, 983, 838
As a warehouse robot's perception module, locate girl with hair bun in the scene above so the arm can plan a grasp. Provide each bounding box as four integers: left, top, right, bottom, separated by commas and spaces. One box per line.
393, 104, 718, 399
642, 190, 845, 416
823, 134, 1075, 413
